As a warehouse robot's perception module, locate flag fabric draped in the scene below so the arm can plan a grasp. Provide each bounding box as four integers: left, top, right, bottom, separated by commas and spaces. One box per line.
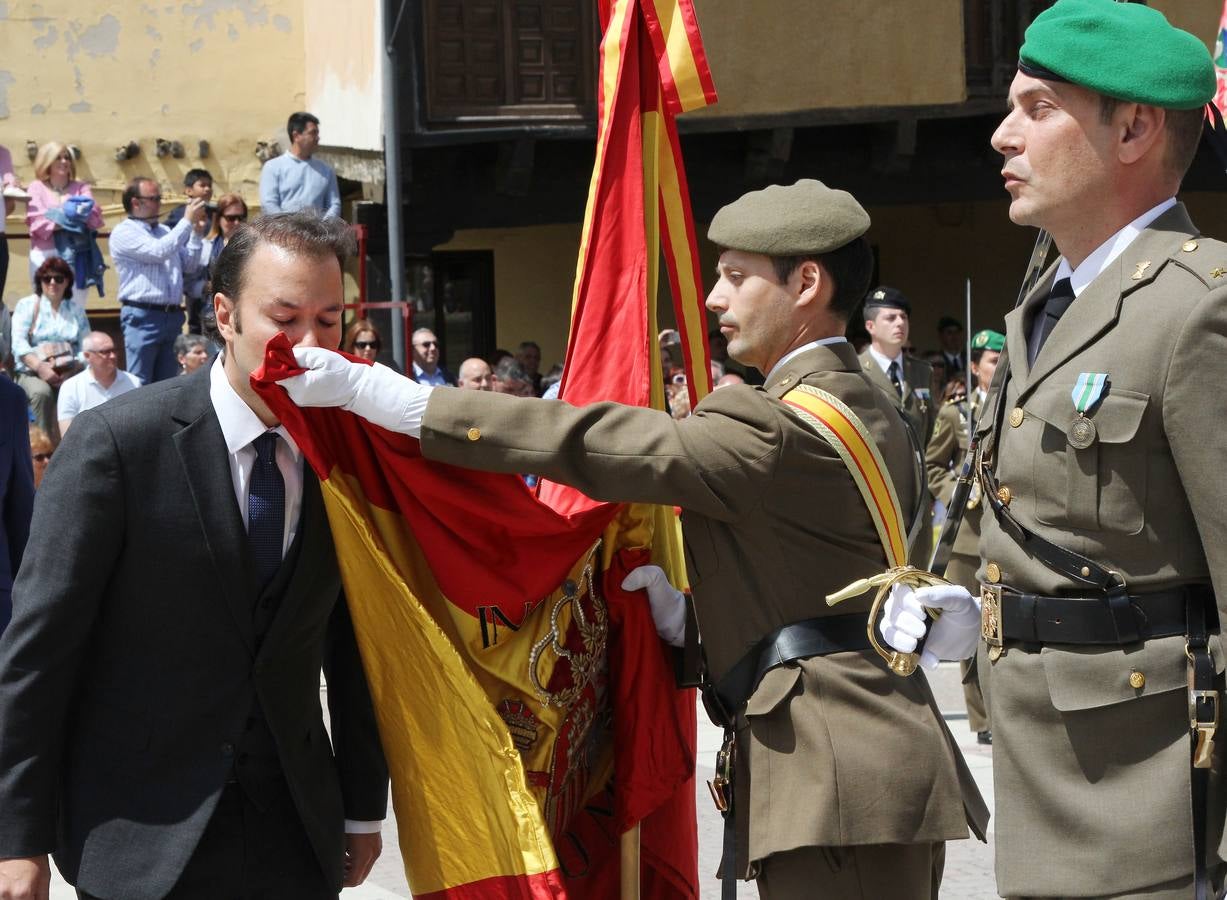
254, 0, 716, 895
1214, 1, 1227, 115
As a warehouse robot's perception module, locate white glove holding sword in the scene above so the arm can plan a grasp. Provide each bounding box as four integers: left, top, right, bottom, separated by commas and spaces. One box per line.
878, 583, 982, 670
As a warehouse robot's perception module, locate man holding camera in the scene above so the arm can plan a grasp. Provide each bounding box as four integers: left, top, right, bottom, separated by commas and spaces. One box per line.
110, 176, 206, 384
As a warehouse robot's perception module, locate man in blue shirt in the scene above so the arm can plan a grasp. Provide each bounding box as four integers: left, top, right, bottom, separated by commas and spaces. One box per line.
259, 112, 342, 219
109, 177, 206, 384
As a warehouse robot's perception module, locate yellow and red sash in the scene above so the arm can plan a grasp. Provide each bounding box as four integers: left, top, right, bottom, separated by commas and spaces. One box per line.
781, 384, 908, 568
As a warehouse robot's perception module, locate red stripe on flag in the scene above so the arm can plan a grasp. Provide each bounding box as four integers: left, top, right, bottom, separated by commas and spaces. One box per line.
414, 870, 567, 900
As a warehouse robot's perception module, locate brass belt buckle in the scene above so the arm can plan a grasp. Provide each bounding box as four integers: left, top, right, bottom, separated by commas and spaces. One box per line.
707, 736, 735, 813
1190, 688, 1219, 769
981, 584, 1003, 662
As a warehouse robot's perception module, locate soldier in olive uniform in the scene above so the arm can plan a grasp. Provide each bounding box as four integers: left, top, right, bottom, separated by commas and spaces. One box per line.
284, 180, 987, 899
860, 287, 936, 565
925, 328, 1004, 745
882, 1, 1227, 897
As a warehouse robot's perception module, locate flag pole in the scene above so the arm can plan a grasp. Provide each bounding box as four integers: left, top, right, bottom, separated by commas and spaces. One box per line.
620, 822, 642, 900
965, 277, 973, 403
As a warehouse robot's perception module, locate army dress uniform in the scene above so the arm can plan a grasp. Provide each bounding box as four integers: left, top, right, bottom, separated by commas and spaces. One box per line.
422, 342, 985, 894
976, 204, 1227, 898
925, 386, 989, 736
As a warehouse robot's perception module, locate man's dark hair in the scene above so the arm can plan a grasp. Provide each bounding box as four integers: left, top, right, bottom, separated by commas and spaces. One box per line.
494, 357, 530, 384
770, 236, 874, 323
287, 111, 320, 142
203, 211, 355, 344
121, 176, 156, 214
1097, 95, 1204, 183
183, 168, 213, 189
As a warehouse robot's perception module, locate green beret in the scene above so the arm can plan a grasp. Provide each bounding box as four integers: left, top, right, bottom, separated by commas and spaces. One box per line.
971, 329, 1005, 353
1019, 0, 1214, 110
708, 179, 870, 257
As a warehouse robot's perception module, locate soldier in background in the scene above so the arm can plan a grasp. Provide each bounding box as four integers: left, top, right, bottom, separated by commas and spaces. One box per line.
925, 328, 1003, 745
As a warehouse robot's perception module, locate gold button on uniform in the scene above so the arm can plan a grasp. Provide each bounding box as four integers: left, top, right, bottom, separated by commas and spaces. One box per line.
1009, 407, 1025, 428
1129, 671, 1146, 689
986, 562, 1002, 584
466, 427, 482, 442
996, 486, 1013, 506
1183, 240, 1199, 253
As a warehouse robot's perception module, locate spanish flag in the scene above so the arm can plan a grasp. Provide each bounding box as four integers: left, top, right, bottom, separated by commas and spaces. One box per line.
255, 0, 715, 895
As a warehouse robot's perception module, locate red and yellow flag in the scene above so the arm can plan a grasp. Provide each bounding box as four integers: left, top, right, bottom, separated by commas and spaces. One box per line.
254, 0, 716, 895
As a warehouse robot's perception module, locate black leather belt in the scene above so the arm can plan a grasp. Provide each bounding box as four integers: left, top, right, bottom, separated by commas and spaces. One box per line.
710, 612, 871, 721
983, 585, 1215, 646
121, 300, 182, 312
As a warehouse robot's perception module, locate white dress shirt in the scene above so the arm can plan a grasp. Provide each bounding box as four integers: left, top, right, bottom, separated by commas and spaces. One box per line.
866, 343, 905, 378
1054, 197, 1177, 298
208, 358, 380, 834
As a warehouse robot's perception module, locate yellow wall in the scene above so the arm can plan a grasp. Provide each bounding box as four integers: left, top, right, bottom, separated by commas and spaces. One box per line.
684, 0, 966, 121
0, 0, 310, 306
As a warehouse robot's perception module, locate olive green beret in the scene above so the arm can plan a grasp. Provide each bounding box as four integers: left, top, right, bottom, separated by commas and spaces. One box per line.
708, 179, 870, 257
1019, 0, 1214, 110
972, 329, 1005, 353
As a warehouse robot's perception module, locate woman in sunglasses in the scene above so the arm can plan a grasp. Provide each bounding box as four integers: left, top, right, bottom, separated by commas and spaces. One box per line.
341, 318, 404, 372
11, 257, 91, 440
201, 192, 248, 287
24, 142, 104, 284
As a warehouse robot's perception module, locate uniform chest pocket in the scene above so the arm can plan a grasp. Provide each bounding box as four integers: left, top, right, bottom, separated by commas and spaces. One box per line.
1028, 386, 1150, 534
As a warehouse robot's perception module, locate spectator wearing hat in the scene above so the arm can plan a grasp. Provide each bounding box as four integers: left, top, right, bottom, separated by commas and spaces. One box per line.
859, 286, 936, 564
878, 1, 1227, 895
935, 315, 965, 381
282, 178, 987, 898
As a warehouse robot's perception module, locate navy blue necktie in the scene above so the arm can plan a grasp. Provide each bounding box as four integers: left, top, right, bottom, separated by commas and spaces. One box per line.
248, 433, 285, 587
1028, 277, 1076, 367
888, 360, 904, 398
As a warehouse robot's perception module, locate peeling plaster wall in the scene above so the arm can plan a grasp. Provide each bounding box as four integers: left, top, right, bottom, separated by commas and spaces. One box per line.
0, 0, 309, 303
304, 0, 382, 153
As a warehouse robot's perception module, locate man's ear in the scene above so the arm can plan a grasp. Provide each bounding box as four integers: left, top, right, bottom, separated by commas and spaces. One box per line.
795, 260, 823, 309
1118, 103, 1165, 166
214, 293, 237, 339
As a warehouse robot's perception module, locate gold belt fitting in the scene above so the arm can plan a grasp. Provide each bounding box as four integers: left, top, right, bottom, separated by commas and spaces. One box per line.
981, 585, 1003, 662
826, 565, 950, 677
707, 735, 735, 813
1190, 688, 1219, 770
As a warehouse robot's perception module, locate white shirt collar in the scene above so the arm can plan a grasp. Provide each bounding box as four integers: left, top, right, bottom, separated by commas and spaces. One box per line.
765, 336, 847, 383
1055, 197, 1176, 297
208, 355, 300, 458
867, 343, 903, 375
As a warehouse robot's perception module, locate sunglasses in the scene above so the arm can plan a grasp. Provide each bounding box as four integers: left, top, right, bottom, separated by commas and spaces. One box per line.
353, 340, 380, 350
87, 348, 117, 357
138, 194, 162, 203
414, 340, 438, 349
32, 453, 51, 462
221, 213, 247, 223
40, 275, 67, 285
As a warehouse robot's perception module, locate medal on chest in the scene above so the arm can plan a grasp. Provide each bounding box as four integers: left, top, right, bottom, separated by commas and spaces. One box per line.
1067, 372, 1107, 450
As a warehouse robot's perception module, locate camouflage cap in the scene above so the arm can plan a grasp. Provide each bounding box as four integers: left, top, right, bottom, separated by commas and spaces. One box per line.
708, 179, 870, 257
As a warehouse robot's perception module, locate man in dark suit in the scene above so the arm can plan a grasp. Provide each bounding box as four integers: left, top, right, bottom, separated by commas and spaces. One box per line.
0, 375, 33, 635
0, 211, 387, 900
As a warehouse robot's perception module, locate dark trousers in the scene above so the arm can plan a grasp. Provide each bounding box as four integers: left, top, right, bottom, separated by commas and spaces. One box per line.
78, 780, 334, 900
0, 238, 9, 302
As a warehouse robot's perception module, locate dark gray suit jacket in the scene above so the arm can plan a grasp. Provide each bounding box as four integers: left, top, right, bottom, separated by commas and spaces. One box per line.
0, 367, 387, 899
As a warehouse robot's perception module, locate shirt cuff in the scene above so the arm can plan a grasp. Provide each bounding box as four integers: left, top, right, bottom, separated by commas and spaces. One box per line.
399, 382, 434, 438
344, 819, 383, 834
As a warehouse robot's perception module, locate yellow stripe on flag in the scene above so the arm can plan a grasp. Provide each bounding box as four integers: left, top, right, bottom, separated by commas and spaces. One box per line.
646, 0, 711, 112
782, 387, 908, 567
321, 472, 561, 895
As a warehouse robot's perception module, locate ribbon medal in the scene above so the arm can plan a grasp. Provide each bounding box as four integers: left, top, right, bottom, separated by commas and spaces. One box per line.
1068, 372, 1107, 449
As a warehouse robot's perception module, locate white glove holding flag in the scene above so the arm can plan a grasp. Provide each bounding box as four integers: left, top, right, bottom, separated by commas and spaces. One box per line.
283, 347, 431, 436
879, 583, 981, 670
621, 565, 686, 648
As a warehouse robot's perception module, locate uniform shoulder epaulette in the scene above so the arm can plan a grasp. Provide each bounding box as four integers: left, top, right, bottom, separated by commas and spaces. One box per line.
1167, 235, 1227, 289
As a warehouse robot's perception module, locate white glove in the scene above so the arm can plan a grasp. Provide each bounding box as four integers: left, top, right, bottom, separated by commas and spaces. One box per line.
879, 583, 981, 671
284, 347, 431, 436
621, 565, 686, 648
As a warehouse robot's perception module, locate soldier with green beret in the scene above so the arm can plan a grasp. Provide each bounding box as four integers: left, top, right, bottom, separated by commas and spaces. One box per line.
924, 328, 1005, 746
880, 0, 1227, 896
281, 178, 988, 898
859, 286, 937, 565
